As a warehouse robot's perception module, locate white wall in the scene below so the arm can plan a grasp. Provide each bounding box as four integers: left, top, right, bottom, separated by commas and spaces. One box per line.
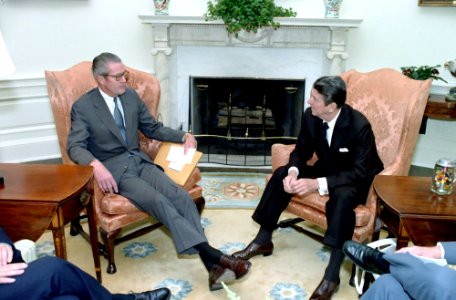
0, 0, 455, 166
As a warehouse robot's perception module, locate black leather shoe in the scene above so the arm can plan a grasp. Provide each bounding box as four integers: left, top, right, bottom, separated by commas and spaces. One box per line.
309, 278, 340, 300
208, 264, 236, 291
232, 241, 274, 260
131, 287, 171, 300
219, 254, 251, 279
343, 240, 390, 275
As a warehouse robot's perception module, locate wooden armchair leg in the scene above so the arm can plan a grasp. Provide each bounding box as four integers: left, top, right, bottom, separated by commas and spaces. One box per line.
100, 227, 121, 274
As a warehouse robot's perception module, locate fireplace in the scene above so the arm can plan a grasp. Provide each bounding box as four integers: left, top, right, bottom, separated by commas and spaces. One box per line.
190, 77, 305, 165
138, 15, 362, 165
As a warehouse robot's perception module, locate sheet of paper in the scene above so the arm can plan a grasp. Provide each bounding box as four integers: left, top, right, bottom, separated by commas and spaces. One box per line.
168, 161, 185, 172
166, 146, 196, 172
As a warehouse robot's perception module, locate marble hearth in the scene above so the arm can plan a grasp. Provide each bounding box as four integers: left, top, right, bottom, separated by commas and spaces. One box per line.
138, 15, 362, 131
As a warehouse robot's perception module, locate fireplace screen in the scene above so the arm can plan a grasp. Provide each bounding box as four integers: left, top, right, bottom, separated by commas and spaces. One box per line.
189, 77, 305, 166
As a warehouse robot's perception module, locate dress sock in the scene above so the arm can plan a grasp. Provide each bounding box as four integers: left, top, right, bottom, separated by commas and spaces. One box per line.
253, 226, 273, 245
324, 247, 344, 282
194, 242, 223, 272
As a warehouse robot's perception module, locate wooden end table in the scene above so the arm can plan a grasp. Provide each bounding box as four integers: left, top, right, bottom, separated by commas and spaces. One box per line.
373, 175, 456, 249
0, 163, 101, 282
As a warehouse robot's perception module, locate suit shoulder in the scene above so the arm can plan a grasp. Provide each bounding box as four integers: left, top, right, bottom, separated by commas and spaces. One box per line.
124, 87, 141, 98
345, 104, 370, 125
73, 88, 99, 107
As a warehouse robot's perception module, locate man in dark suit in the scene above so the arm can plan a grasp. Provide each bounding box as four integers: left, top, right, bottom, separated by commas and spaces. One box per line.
0, 227, 171, 299
344, 240, 456, 300
233, 76, 384, 299
67, 52, 250, 291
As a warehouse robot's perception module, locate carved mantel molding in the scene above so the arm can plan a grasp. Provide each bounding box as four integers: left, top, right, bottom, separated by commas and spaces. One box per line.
138, 14, 362, 126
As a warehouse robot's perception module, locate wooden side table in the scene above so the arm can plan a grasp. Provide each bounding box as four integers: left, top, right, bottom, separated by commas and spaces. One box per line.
374, 175, 456, 249
421, 94, 456, 134
424, 94, 456, 120
0, 163, 101, 282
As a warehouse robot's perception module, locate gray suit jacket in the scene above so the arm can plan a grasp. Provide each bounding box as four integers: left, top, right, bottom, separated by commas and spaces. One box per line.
67, 87, 185, 183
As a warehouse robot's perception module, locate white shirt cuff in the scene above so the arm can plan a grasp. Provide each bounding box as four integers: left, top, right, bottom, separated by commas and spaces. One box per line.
288, 167, 299, 177
316, 177, 329, 195
437, 242, 445, 259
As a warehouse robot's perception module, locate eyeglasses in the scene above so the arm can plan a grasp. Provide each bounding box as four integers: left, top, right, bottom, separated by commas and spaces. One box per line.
103, 70, 129, 81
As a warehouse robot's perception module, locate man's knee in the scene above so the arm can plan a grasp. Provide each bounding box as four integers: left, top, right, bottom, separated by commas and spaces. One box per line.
33, 256, 71, 272
362, 274, 407, 300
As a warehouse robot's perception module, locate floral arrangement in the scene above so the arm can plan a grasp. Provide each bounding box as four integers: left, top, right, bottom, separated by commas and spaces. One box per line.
400, 65, 448, 83
205, 0, 297, 36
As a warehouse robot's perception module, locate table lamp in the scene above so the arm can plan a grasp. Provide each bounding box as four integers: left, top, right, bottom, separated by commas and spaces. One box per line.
0, 30, 15, 187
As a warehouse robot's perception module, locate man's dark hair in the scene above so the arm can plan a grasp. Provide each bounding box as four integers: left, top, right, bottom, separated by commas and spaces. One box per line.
313, 76, 346, 108
92, 52, 122, 77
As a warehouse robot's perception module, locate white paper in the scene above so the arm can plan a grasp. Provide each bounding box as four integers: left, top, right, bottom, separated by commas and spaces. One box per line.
166, 146, 196, 171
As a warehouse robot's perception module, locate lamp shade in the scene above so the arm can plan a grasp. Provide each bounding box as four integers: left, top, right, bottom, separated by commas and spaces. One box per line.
0, 31, 15, 77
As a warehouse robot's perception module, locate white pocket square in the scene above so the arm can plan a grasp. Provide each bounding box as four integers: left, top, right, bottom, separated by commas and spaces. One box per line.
339, 148, 349, 153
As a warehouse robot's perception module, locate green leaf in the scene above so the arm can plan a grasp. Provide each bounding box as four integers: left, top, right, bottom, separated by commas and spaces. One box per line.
205, 0, 297, 35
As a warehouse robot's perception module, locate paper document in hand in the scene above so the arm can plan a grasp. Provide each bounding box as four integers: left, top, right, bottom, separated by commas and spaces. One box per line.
166, 146, 196, 171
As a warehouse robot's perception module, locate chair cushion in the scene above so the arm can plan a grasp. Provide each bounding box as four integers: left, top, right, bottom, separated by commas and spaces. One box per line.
101, 194, 140, 215
289, 194, 371, 227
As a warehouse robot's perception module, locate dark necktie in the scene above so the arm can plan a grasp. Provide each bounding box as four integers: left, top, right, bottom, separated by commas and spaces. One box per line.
322, 122, 329, 145
113, 97, 127, 143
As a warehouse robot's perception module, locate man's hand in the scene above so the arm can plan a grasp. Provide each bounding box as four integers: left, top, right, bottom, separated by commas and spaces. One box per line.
90, 159, 118, 194
0, 243, 13, 266
183, 133, 197, 154
283, 172, 298, 194
283, 175, 319, 196
395, 245, 442, 259
0, 263, 27, 284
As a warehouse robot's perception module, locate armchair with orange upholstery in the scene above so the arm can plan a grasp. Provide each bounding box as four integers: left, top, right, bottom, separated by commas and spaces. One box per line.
45, 61, 205, 274
274, 68, 431, 247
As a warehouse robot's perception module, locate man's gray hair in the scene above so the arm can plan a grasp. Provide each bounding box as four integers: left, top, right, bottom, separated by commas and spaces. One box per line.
92, 52, 122, 77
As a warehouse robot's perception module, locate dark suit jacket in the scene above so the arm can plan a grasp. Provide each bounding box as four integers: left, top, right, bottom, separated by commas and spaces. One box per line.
0, 227, 23, 263
67, 87, 185, 183
288, 104, 383, 195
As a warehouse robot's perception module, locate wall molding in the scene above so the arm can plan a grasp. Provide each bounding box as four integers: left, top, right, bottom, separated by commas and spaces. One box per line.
0, 76, 61, 162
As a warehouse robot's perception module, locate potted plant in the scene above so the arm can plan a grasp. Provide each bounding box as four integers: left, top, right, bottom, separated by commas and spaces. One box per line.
204, 0, 297, 36
400, 65, 448, 83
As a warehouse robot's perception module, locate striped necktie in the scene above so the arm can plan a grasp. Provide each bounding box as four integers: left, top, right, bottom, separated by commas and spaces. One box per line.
113, 97, 127, 143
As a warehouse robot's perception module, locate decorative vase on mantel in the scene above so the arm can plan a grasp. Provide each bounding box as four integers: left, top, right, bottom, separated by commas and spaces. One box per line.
323, 0, 343, 18
154, 0, 169, 16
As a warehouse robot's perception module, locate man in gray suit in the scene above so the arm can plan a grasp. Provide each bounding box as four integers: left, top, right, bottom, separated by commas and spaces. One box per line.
67, 52, 250, 291
344, 240, 456, 300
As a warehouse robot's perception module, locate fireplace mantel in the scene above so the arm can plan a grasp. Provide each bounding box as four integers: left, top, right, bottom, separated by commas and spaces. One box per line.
138, 14, 362, 127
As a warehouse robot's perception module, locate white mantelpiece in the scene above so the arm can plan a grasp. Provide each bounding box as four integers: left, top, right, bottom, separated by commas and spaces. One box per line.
138, 15, 362, 129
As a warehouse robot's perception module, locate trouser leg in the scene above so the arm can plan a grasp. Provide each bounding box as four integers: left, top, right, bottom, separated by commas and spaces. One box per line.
252, 166, 291, 231
361, 274, 411, 300
0, 257, 112, 300
324, 185, 359, 248
385, 253, 456, 300
119, 160, 206, 254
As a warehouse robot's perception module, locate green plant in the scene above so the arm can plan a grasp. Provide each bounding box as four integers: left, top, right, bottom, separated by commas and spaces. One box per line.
401, 65, 448, 83
205, 0, 297, 36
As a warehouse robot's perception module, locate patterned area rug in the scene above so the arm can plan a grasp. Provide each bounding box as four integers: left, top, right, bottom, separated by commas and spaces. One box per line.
200, 172, 266, 209
35, 210, 358, 300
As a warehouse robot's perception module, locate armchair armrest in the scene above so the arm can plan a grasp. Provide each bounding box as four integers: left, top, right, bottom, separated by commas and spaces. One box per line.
271, 144, 295, 171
